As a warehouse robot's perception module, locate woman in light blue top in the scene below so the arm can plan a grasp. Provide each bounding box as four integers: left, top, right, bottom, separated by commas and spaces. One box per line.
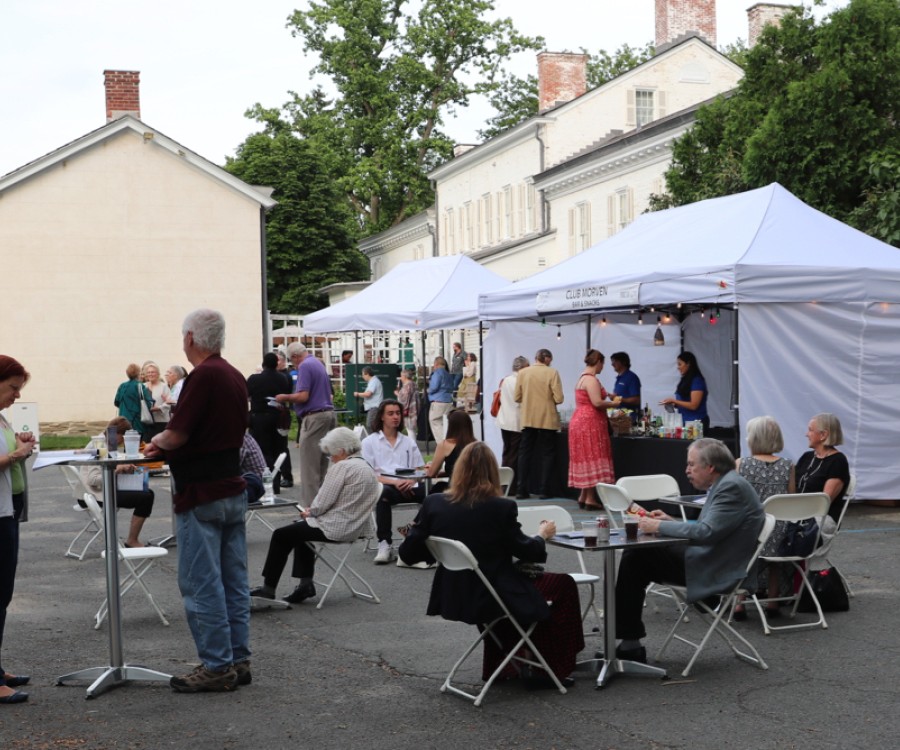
428, 356, 455, 442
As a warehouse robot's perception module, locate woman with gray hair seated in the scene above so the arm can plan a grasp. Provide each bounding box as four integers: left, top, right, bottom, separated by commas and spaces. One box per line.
249, 427, 380, 604
495, 355, 529, 495
733, 416, 795, 620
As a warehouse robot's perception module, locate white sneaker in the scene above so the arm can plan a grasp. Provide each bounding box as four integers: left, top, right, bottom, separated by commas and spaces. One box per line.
374, 541, 395, 565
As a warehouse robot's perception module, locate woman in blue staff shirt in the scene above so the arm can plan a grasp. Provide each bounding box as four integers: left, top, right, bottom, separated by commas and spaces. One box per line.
660, 351, 708, 431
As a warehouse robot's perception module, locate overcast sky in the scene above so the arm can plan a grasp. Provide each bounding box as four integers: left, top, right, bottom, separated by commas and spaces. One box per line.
0, 1, 847, 176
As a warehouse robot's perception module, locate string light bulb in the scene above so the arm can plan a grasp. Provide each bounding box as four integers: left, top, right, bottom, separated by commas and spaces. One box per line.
638, 312, 644, 325
601, 316, 607, 326
700, 306, 706, 319
663, 312, 671, 323
556, 325, 561, 340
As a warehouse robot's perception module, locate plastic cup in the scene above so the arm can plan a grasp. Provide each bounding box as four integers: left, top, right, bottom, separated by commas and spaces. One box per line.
123, 430, 141, 458
623, 515, 639, 541
582, 521, 598, 548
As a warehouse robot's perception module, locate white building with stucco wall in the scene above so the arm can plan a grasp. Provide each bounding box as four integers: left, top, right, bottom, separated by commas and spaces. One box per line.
354, 2, 796, 298
0, 71, 275, 425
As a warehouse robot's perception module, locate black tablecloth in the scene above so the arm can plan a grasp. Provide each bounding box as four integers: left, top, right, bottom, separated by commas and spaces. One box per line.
553, 428, 738, 497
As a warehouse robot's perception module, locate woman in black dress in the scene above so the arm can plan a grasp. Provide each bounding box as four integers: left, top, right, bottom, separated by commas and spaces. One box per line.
399, 442, 584, 686
247, 353, 293, 489
795, 412, 851, 523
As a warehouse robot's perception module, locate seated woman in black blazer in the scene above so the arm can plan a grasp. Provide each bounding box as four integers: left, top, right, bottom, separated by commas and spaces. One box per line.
399, 441, 584, 687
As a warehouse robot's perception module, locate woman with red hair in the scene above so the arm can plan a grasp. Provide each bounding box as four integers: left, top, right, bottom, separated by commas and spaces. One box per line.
0, 355, 37, 704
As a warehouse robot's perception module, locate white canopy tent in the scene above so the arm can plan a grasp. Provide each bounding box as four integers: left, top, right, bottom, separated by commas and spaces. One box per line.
478, 184, 900, 500
303, 255, 509, 333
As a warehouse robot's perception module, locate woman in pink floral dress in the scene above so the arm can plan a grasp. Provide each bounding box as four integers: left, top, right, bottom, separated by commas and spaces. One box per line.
568, 350, 620, 509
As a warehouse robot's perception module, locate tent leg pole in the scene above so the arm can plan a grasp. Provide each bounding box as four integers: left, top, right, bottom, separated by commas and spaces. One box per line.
732, 306, 740, 453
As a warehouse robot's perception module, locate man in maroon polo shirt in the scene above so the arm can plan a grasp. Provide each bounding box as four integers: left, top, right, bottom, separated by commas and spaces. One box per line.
146, 309, 251, 693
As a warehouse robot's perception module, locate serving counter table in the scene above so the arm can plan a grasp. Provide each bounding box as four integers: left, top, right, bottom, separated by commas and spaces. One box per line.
56, 455, 172, 698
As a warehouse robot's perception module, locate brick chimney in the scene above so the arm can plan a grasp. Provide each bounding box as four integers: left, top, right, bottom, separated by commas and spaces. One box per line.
537, 52, 588, 114
747, 3, 796, 47
104, 70, 140, 121
655, 0, 717, 48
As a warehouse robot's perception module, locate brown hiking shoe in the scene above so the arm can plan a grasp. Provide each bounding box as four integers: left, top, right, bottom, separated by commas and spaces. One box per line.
170, 665, 238, 693
233, 660, 252, 686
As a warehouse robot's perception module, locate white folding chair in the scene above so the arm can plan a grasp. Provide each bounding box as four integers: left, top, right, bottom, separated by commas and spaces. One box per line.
424, 536, 568, 706
498, 466, 514, 497
82, 494, 170, 629
60, 466, 103, 560
655, 514, 776, 677
595, 483, 634, 528
616, 474, 682, 516
749, 492, 832, 634
600, 482, 681, 614
809, 474, 855, 597
308, 536, 380, 609
517, 505, 601, 633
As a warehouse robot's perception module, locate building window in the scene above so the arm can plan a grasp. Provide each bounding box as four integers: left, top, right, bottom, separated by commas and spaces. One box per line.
606, 188, 634, 236
627, 89, 666, 127
567, 201, 592, 256
503, 185, 513, 238
482, 194, 493, 245
617, 190, 633, 230
464, 201, 474, 252
446, 208, 455, 254
526, 184, 537, 233
635, 90, 654, 127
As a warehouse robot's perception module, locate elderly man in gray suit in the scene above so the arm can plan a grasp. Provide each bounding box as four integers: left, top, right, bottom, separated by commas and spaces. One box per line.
614, 438, 764, 663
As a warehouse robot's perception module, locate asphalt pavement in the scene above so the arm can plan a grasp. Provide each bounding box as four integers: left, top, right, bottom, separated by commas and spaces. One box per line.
3, 451, 899, 750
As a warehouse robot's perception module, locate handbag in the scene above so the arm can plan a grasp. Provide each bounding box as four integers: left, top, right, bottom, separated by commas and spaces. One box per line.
490, 380, 502, 418
797, 566, 850, 612
777, 518, 819, 557
138, 383, 155, 425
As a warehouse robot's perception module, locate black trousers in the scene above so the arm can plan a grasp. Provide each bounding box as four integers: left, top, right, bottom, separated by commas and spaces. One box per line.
0, 512, 20, 680
517, 427, 556, 496
117, 489, 154, 518
261, 521, 329, 587
500, 429, 522, 494
615, 545, 687, 640
375, 484, 426, 544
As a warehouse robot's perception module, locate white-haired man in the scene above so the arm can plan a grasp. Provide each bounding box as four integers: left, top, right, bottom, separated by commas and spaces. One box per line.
276, 343, 336, 507
613, 438, 764, 663
146, 309, 251, 693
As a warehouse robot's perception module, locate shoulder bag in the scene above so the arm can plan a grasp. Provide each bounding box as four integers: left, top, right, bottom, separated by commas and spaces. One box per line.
777, 517, 819, 558
490, 379, 503, 418
797, 566, 850, 612
138, 383, 155, 425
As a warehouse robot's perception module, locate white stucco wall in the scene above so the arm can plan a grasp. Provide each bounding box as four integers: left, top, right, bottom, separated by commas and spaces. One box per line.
0, 129, 266, 423
543, 40, 742, 169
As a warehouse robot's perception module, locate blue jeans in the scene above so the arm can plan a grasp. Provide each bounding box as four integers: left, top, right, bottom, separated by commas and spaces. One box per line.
176, 492, 250, 671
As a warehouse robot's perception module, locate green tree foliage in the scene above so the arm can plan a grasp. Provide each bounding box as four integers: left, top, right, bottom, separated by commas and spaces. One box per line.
225, 129, 369, 314
256, 0, 542, 233
651, 0, 900, 246
479, 44, 655, 140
